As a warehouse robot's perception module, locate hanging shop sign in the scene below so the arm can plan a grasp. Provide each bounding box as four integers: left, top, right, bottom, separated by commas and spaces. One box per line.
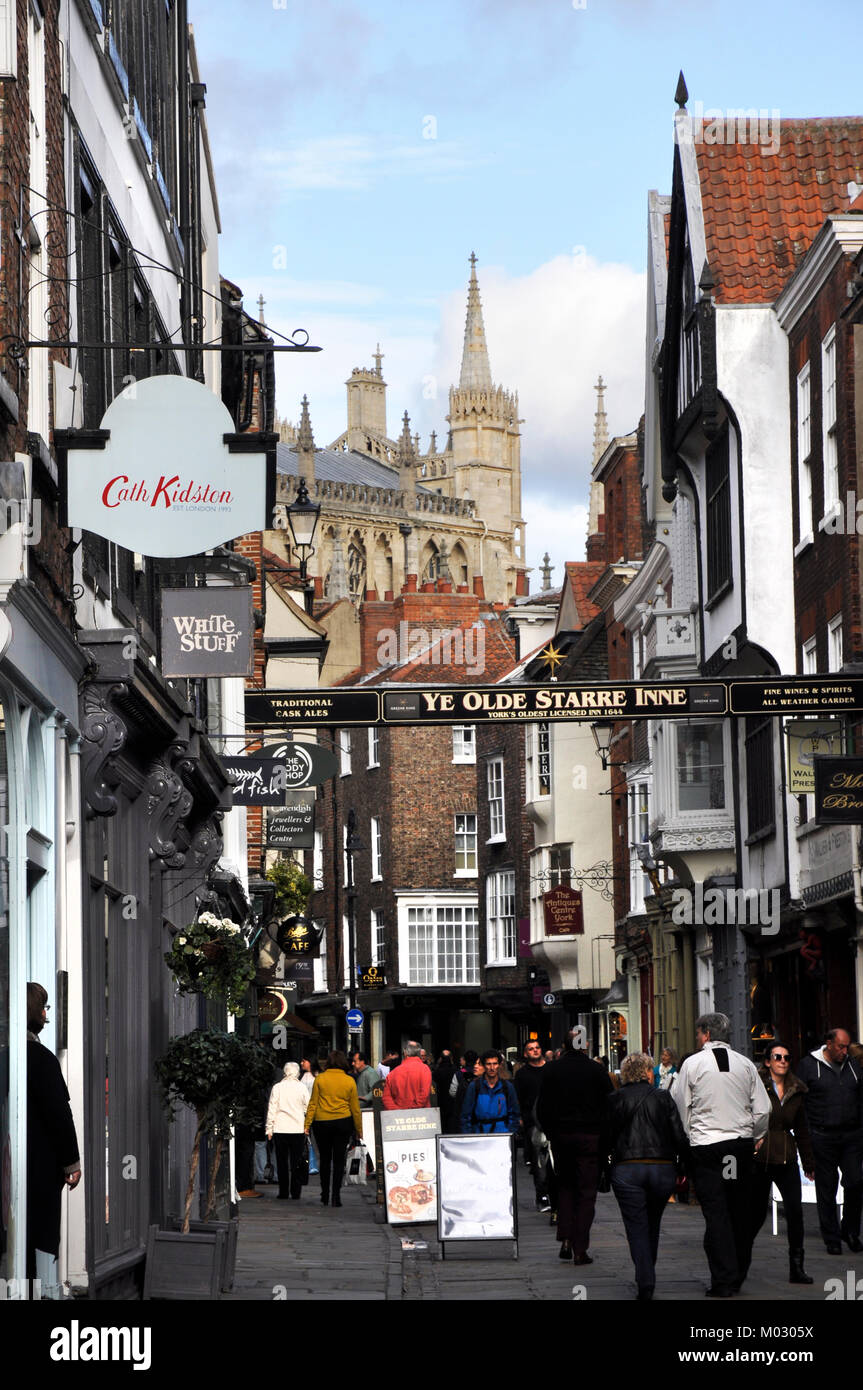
223, 756, 288, 806
543, 887, 584, 936
248, 676, 863, 727
359, 964, 387, 991
281, 958, 314, 982
258, 988, 291, 1023
785, 719, 844, 794
266, 793, 315, 848
274, 916, 321, 957
161, 586, 253, 678
813, 757, 863, 824
62, 376, 273, 556
379, 1109, 441, 1226
253, 741, 340, 787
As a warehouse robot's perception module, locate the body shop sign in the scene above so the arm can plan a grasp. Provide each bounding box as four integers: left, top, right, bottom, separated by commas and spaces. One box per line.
161, 587, 253, 678
64, 376, 271, 556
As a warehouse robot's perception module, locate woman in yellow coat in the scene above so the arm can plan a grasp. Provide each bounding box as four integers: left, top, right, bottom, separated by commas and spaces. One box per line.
304, 1051, 362, 1206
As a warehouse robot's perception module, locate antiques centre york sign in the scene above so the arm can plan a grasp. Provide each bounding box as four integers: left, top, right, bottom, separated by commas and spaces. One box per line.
543, 887, 584, 936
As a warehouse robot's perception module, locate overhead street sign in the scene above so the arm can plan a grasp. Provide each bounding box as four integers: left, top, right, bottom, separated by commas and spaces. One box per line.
245, 677, 863, 727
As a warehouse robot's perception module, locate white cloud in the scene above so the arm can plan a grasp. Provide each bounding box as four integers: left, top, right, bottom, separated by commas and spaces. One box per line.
251, 134, 490, 193
523, 495, 590, 591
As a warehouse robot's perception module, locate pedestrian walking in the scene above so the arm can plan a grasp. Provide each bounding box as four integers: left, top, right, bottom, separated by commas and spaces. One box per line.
26, 983, 81, 1281
674, 1012, 770, 1297
266, 1062, 310, 1200
742, 1043, 815, 1284
605, 1051, 688, 1300
653, 1048, 679, 1091
381, 1041, 432, 1110
304, 1050, 362, 1207
536, 1027, 614, 1264
351, 1051, 381, 1109
433, 1049, 463, 1133
514, 1039, 551, 1211
460, 1050, 520, 1134
796, 1027, 863, 1254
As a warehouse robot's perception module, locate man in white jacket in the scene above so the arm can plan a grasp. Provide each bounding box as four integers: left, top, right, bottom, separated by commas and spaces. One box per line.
675, 1012, 771, 1298
266, 1062, 310, 1200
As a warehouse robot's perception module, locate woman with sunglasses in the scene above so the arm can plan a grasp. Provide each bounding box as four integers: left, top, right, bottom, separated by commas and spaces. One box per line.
743, 1043, 816, 1285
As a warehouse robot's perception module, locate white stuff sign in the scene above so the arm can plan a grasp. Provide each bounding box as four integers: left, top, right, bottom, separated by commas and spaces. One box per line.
161, 587, 253, 678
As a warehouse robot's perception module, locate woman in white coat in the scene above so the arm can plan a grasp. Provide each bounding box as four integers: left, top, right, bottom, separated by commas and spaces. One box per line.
266, 1062, 310, 1200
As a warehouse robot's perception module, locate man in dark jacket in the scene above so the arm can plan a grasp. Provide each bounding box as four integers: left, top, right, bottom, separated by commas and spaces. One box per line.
26, 982, 81, 1280
536, 1028, 614, 1263
796, 1027, 863, 1253
514, 1040, 550, 1210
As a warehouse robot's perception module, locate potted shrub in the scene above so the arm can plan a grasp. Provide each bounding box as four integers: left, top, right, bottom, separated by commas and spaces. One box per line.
149, 1029, 277, 1297
165, 911, 257, 1017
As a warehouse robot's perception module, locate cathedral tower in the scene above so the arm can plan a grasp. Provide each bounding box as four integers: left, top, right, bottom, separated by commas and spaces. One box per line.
448, 255, 525, 594
346, 345, 389, 454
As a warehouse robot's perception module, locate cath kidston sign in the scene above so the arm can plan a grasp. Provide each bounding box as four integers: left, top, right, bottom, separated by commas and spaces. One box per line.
63, 376, 271, 556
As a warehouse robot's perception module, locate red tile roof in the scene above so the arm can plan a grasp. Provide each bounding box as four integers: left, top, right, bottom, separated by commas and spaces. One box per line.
341, 610, 516, 686
563, 561, 605, 626
695, 118, 863, 303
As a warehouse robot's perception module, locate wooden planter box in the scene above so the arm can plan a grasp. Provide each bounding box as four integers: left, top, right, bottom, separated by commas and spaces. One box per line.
143, 1224, 227, 1300
167, 1215, 239, 1293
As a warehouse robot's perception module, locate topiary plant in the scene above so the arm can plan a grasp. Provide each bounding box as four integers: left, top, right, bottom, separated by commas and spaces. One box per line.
155, 1029, 277, 1229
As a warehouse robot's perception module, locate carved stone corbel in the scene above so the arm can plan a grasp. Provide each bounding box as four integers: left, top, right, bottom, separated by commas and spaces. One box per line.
146, 751, 193, 867
81, 682, 129, 817
189, 818, 224, 880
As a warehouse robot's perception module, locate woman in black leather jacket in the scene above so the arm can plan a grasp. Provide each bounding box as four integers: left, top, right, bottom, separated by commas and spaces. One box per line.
605, 1051, 688, 1301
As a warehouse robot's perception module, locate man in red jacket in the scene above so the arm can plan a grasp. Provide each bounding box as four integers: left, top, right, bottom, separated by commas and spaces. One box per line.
382, 1041, 432, 1110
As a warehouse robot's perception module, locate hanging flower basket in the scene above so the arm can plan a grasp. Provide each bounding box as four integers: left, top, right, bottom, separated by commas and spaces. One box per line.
165, 911, 256, 1017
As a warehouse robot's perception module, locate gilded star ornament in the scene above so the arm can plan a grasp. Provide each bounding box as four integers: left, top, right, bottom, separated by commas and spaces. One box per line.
539, 642, 565, 675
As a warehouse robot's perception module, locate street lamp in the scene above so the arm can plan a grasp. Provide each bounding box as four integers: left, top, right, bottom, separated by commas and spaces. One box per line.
591, 720, 615, 771
285, 477, 321, 614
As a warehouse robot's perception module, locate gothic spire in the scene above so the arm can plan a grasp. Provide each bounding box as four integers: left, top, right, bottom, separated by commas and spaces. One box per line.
396, 410, 416, 467
540, 553, 553, 590
591, 375, 609, 466
459, 252, 493, 391
297, 394, 315, 453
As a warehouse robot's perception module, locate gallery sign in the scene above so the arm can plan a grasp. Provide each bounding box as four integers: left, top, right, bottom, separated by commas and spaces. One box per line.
813, 757, 863, 824
62, 376, 273, 557
543, 887, 584, 936
161, 587, 253, 678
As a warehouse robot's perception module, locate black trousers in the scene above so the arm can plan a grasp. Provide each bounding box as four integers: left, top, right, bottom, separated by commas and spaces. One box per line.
691, 1138, 755, 1290
273, 1133, 306, 1199
523, 1125, 549, 1202
549, 1130, 600, 1252
312, 1117, 354, 1199
809, 1128, 863, 1244
748, 1162, 804, 1253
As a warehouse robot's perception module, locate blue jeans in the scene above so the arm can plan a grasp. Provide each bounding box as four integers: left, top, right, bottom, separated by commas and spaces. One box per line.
611, 1162, 676, 1290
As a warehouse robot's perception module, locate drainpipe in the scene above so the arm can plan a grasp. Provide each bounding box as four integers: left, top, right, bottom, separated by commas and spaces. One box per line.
853, 824, 863, 1041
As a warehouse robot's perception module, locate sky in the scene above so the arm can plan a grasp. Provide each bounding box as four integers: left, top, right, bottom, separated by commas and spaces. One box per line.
188, 0, 863, 589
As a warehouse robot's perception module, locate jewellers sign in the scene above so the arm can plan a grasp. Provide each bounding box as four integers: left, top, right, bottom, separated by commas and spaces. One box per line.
814, 757, 863, 824
267, 793, 315, 848
161, 587, 253, 678
63, 376, 272, 556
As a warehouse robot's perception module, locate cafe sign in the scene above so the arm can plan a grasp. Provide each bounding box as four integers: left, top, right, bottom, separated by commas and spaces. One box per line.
543, 887, 584, 937
814, 757, 863, 824
63, 376, 272, 556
